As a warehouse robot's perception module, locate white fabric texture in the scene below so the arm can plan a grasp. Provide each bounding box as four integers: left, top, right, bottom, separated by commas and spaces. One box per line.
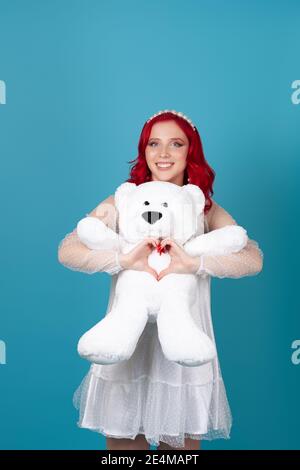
196, 202, 264, 279
58, 195, 263, 448
58, 228, 123, 275
57, 194, 124, 276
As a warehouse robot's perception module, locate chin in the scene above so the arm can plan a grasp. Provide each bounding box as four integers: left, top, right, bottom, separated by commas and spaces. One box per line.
154, 172, 175, 181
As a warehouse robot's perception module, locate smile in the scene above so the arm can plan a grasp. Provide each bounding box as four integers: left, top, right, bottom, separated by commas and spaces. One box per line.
155, 162, 174, 169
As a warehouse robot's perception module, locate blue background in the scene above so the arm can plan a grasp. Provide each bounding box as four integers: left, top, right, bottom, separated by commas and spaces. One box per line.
0, 0, 299, 450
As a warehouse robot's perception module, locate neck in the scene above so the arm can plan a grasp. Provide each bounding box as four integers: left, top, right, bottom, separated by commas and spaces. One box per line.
150, 173, 184, 186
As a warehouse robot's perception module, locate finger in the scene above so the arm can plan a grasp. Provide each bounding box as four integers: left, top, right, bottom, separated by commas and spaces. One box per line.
145, 238, 158, 248
157, 268, 172, 281
145, 267, 158, 280
141, 240, 154, 251
161, 238, 179, 249
162, 239, 181, 254
160, 237, 171, 246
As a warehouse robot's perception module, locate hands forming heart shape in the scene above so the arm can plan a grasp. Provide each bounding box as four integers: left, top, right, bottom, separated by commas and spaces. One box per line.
119, 237, 200, 281
155, 238, 200, 281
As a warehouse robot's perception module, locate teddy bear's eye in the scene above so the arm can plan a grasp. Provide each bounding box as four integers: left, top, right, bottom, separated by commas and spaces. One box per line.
143, 201, 150, 206
162, 202, 168, 207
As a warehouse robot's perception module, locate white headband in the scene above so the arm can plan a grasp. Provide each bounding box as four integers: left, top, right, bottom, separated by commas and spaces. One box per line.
146, 109, 196, 131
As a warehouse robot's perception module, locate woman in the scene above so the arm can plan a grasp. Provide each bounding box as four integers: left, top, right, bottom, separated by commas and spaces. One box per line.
58, 110, 263, 450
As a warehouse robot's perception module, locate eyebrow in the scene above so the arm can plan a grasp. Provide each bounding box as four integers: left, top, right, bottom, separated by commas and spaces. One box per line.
148, 137, 185, 141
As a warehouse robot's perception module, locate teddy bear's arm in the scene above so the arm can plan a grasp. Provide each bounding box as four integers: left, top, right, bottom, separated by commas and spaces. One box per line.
184, 225, 249, 257
58, 195, 124, 275
194, 201, 264, 278
76, 217, 121, 251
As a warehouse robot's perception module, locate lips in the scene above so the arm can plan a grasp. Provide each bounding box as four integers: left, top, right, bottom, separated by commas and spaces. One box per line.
155, 162, 174, 169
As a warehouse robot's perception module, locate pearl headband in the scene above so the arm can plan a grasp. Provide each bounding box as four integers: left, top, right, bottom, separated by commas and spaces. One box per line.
146, 109, 196, 132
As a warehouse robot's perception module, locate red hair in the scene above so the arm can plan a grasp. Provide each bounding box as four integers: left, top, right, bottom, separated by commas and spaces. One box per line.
126, 112, 215, 214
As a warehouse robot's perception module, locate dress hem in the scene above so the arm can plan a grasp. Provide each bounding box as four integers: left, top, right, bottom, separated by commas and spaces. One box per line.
75, 420, 231, 446
73, 368, 232, 448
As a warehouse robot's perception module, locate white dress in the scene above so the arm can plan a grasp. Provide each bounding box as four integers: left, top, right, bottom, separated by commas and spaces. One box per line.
58, 198, 263, 449
72, 217, 232, 449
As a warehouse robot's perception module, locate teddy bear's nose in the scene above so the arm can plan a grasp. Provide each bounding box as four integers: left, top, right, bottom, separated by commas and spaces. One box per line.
142, 211, 163, 225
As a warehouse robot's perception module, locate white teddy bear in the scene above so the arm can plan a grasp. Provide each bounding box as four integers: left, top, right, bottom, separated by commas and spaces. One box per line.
76, 181, 248, 367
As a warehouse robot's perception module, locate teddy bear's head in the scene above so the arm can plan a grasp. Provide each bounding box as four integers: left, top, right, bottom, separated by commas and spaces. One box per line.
114, 181, 205, 245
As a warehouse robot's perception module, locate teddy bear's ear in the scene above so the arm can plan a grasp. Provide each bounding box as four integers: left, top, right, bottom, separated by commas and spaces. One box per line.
114, 182, 137, 211
182, 184, 205, 215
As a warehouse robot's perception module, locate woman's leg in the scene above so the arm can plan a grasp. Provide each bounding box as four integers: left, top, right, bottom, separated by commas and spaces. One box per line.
106, 434, 150, 450
157, 438, 201, 451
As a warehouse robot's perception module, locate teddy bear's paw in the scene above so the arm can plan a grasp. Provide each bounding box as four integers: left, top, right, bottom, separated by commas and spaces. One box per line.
76, 217, 114, 250
175, 354, 215, 367
78, 342, 131, 365
172, 347, 216, 367
162, 330, 217, 367
82, 351, 127, 365
77, 331, 136, 365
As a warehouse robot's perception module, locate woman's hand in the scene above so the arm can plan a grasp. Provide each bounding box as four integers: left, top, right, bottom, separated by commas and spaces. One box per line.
157, 237, 201, 281
119, 238, 160, 280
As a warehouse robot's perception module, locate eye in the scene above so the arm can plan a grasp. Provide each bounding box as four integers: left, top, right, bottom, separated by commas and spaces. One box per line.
162, 202, 168, 207
144, 201, 150, 206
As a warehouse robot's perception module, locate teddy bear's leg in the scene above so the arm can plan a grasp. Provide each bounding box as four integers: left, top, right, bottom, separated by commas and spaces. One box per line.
157, 293, 216, 367
77, 293, 149, 365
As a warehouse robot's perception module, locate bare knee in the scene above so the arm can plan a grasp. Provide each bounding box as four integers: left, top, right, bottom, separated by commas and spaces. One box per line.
157, 438, 201, 451
106, 434, 150, 450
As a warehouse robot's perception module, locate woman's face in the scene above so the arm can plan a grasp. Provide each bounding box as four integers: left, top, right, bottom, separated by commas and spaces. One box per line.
145, 120, 189, 186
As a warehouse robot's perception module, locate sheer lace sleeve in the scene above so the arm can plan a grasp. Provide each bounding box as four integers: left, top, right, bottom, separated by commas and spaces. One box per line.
57, 195, 124, 276
196, 200, 264, 279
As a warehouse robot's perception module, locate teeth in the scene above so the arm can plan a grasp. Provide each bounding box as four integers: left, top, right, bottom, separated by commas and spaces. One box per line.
156, 163, 173, 168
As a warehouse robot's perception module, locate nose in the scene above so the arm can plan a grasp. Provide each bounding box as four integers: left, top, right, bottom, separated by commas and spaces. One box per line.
142, 211, 163, 225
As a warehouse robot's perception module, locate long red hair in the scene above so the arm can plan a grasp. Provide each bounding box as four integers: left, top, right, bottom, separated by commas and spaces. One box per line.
126, 112, 215, 214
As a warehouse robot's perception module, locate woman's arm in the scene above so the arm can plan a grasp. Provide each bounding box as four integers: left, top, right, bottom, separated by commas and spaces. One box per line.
57, 195, 124, 275
196, 200, 264, 278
